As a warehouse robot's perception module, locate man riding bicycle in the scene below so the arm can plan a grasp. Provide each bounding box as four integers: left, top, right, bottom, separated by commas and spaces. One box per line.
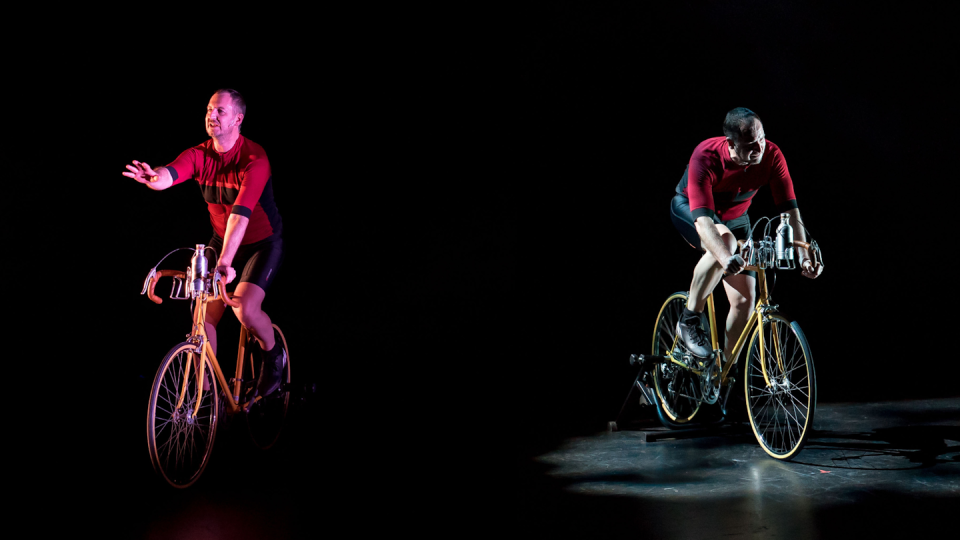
669, 107, 824, 363
123, 88, 286, 398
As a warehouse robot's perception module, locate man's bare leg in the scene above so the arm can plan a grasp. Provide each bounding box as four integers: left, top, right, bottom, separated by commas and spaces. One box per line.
686, 251, 726, 312
721, 274, 756, 363
686, 224, 737, 312
230, 282, 275, 351
231, 282, 284, 396
204, 298, 226, 355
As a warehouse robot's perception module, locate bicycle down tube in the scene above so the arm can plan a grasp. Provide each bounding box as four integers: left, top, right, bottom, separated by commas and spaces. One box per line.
667, 257, 777, 388
144, 265, 264, 418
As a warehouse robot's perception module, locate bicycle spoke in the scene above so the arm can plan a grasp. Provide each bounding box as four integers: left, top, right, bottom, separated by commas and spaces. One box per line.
744, 315, 815, 458
780, 398, 797, 442
783, 389, 810, 415
750, 393, 775, 420
148, 344, 220, 487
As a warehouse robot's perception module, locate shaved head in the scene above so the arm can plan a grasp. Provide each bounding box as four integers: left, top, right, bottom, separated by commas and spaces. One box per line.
723, 107, 762, 143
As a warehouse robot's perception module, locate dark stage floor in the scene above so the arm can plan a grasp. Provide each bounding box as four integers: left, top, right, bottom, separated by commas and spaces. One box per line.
74, 378, 956, 539
518, 398, 959, 538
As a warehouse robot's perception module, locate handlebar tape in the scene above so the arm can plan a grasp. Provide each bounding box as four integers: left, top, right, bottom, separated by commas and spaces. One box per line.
218, 276, 241, 308
147, 270, 187, 304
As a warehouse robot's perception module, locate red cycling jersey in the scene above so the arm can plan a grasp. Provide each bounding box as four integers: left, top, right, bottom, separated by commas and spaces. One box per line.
165, 135, 282, 244
680, 136, 797, 221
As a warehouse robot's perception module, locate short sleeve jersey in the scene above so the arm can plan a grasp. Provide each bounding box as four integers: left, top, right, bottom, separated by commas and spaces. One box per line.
165, 135, 283, 244
681, 137, 797, 221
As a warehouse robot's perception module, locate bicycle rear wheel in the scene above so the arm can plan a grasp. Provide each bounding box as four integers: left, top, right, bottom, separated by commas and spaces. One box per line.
651, 292, 703, 428
744, 314, 816, 460
244, 324, 292, 450
146, 342, 219, 488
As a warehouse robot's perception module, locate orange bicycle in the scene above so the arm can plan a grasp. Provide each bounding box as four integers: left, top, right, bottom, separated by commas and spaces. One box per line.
141, 244, 292, 488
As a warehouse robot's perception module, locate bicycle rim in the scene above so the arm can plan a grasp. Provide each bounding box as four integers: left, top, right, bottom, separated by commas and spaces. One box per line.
146, 342, 219, 488
652, 292, 702, 425
744, 314, 816, 460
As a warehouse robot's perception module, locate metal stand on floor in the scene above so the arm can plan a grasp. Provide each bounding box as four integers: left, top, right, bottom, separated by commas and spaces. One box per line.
607, 354, 662, 434
608, 354, 747, 442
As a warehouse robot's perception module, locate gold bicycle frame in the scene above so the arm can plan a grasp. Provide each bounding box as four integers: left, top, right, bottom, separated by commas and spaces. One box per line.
718, 264, 778, 388
172, 290, 263, 419
666, 263, 777, 390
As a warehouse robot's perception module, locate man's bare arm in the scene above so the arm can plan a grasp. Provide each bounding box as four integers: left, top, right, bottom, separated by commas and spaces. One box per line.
786, 208, 823, 279
694, 216, 744, 274
216, 213, 250, 284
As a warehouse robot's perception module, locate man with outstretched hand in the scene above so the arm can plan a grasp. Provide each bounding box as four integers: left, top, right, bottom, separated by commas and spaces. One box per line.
124, 88, 286, 398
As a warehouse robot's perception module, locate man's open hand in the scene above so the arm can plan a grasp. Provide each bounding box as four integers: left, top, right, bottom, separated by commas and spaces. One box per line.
123, 160, 160, 184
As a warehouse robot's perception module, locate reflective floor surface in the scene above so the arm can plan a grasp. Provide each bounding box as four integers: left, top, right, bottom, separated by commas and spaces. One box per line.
518, 398, 958, 539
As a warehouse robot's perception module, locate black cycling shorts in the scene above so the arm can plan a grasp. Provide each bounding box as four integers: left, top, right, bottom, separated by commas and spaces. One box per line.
670, 194, 756, 279
207, 235, 284, 292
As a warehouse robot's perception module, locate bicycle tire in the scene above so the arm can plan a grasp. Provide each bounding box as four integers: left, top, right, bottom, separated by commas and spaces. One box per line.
244, 324, 292, 450
651, 292, 704, 428
146, 342, 220, 488
744, 313, 816, 460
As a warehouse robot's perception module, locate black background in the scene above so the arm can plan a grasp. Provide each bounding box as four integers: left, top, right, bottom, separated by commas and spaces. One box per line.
15, 1, 957, 530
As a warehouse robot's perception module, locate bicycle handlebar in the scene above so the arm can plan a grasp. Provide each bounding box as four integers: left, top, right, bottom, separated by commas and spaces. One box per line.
218, 276, 240, 308
736, 234, 823, 272
144, 269, 240, 308
145, 269, 186, 304
737, 239, 814, 252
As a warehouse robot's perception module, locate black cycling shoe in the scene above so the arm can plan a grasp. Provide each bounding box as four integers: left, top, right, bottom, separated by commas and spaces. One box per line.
676, 320, 712, 358
257, 347, 287, 397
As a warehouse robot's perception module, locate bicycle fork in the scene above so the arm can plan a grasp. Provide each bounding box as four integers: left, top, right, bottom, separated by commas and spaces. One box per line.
172, 340, 208, 422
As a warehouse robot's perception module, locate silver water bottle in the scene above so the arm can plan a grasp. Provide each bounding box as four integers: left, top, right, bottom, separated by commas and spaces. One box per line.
775, 213, 795, 269
190, 244, 208, 294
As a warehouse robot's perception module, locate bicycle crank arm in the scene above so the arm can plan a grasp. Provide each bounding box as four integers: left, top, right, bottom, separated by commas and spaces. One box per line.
241, 382, 317, 411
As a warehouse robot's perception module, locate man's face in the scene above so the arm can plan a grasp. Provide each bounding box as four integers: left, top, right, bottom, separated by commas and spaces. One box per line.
205, 93, 243, 138
728, 119, 766, 166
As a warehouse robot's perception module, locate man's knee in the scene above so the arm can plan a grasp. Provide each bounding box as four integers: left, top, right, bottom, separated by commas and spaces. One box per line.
728, 289, 755, 314
730, 297, 754, 314
720, 231, 739, 254
232, 299, 264, 329
233, 305, 254, 329
203, 304, 223, 328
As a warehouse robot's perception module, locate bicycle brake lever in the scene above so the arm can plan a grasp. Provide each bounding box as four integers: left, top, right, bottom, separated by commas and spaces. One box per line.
212, 270, 222, 299
141, 267, 157, 295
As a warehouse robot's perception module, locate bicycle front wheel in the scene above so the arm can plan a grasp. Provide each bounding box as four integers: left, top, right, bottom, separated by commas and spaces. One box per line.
744, 314, 816, 460
244, 324, 292, 450
651, 292, 703, 428
146, 342, 220, 488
